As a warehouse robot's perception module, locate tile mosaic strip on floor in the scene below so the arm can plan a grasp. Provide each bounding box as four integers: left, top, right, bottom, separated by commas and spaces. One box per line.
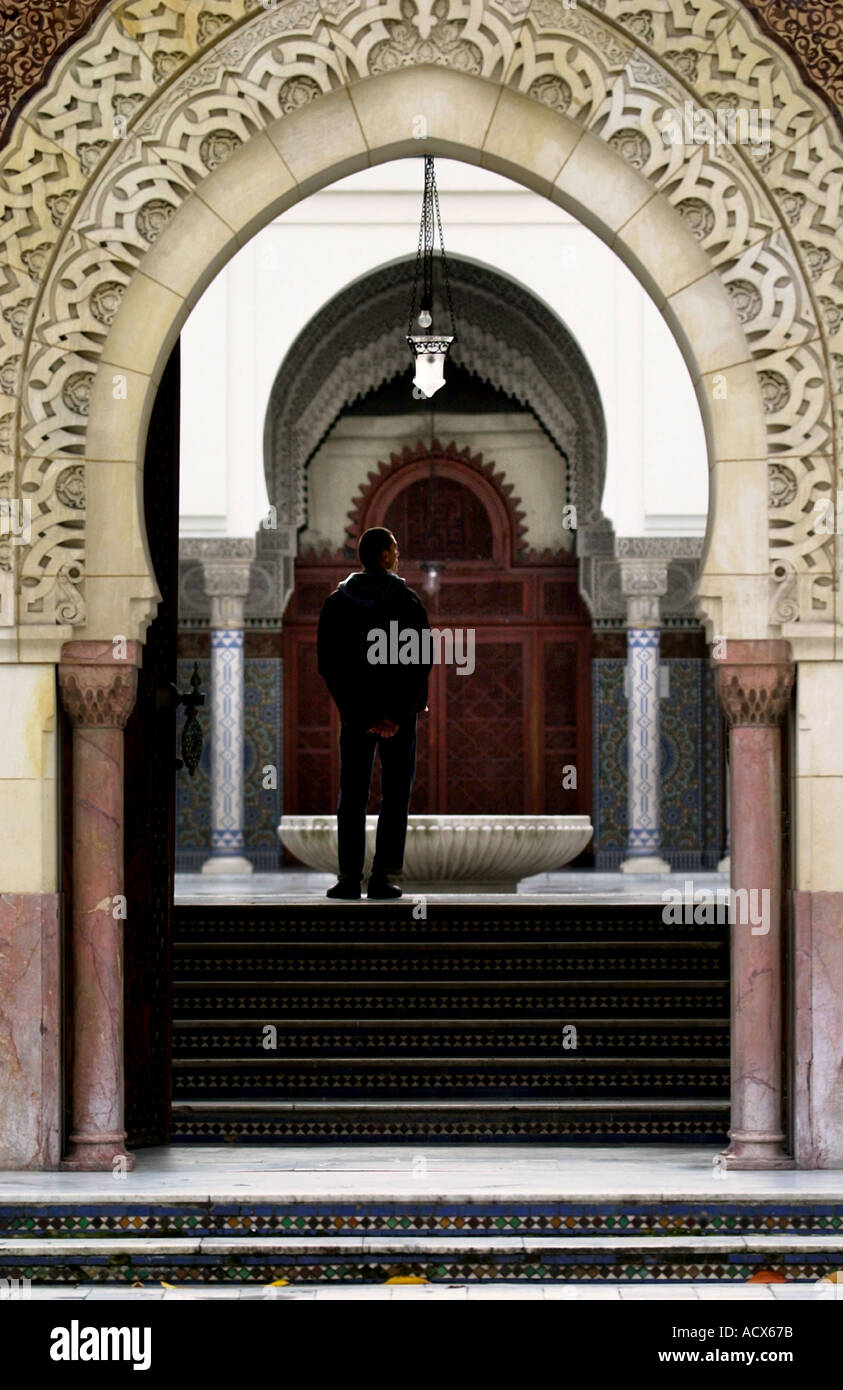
3, 1201, 843, 1239
4, 1234, 843, 1284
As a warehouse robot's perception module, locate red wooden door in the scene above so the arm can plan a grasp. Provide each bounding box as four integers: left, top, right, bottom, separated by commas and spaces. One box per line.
282, 446, 592, 823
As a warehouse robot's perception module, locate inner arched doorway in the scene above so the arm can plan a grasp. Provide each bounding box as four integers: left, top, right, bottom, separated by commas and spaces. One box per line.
284, 437, 592, 820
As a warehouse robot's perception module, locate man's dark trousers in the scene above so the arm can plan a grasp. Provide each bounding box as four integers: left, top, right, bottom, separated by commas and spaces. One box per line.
337, 715, 418, 879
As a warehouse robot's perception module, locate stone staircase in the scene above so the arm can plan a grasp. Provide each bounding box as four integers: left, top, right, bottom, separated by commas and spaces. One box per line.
170, 902, 730, 1144
4, 1194, 843, 1285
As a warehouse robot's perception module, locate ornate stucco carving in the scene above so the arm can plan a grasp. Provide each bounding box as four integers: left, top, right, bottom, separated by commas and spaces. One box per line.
0, 0, 839, 639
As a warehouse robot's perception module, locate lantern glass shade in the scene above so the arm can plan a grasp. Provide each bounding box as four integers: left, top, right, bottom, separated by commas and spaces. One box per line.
408, 334, 454, 398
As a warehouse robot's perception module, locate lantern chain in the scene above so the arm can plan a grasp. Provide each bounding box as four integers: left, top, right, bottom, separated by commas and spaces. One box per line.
407, 156, 456, 341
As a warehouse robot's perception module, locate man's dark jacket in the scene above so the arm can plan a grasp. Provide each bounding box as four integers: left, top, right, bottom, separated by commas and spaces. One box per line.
317, 570, 432, 733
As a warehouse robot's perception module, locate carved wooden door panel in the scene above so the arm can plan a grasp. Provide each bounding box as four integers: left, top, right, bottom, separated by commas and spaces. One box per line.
539, 632, 591, 815
440, 634, 528, 813
283, 635, 334, 814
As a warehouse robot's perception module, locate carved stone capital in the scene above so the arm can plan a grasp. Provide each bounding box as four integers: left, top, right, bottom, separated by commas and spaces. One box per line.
619, 556, 669, 628
187, 540, 256, 629
202, 562, 253, 598
59, 640, 141, 729
714, 639, 795, 728
202, 561, 253, 596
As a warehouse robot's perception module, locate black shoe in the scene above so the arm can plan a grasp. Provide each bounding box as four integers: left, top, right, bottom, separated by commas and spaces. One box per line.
367, 875, 402, 900
326, 876, 361, 900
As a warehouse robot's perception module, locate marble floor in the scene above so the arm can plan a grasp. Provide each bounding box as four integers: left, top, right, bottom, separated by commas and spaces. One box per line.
8, 1147, 842, 1301
3, 1144, 841, 1202
22, 1282, 835, 1301
175, 868, 729, 906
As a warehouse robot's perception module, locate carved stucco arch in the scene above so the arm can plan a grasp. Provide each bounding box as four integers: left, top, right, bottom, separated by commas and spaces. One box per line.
264, 255, 608, 540
0, 0, 839, 657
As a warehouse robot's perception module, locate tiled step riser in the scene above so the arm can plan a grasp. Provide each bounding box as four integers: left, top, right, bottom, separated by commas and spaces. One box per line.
173, 953, 727, 980
6, 1205, 843, 1241
172, 990, 728, 1018
172, 1068, 728, 1101
171, 1114, 729, 1144
173, 908, 729, 944
2, 1261, 839, 1285
3, 1249, 842, 1285
173, 1029, 730, 1061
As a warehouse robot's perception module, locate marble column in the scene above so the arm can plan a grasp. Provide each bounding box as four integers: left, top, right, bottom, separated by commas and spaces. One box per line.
619, 558, 670, 874
58, 640, 139, 1171
201, 547, 254, 875
715, 639, 794, 1169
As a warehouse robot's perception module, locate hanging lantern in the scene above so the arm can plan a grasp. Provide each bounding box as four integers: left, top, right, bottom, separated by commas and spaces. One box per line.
407, 156, 457, 399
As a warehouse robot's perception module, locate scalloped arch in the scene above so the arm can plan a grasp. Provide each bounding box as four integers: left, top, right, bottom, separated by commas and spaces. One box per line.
344, 438, 533, 563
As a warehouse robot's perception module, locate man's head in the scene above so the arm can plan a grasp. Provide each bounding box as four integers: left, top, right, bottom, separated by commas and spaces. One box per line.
359, 527, 399, 573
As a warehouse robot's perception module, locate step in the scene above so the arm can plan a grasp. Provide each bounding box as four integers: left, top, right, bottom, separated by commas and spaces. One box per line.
173, 904, 728, 944
170, 1098, 729, 1144
171, 1059, 729, 1102
3, 1232, 842, 1285
171, 1019, 730, 1059
171, 985, 729, 1018
173, 950, 726, 981
5, 1192, 841, 1241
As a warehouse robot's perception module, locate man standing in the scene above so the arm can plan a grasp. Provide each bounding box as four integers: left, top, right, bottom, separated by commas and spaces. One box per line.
317, 527, 432, 900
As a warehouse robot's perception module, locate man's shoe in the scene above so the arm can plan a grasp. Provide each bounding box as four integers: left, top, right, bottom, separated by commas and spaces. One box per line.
367, 875, 402, 900
326, 876, 361, 900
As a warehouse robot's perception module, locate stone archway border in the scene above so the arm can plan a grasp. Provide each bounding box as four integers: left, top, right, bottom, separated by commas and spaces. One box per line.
0, 1, 839, 657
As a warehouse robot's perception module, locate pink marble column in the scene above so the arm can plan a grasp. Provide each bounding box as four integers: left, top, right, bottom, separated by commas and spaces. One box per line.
715, 639, 794, 1169
59, 640, 139, 1171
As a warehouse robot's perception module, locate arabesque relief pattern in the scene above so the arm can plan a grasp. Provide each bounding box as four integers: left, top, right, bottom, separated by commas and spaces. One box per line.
0, 0, 841, 635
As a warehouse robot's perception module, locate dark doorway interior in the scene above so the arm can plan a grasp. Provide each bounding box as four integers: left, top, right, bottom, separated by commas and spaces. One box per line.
123, 341, 181, 1148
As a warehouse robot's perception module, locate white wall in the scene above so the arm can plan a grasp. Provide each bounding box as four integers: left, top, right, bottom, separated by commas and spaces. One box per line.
179, 159, 708, 539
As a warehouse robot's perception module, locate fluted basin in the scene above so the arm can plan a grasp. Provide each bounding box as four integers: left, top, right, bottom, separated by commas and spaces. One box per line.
278, 814, 593, 891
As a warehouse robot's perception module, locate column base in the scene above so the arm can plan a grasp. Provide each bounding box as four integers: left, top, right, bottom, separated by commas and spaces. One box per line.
201, 855, 253, 875
717, 854, 731, 874
719, 1134, 795, 1170
62, 1133, 136, 1172
620, 855, 671, 874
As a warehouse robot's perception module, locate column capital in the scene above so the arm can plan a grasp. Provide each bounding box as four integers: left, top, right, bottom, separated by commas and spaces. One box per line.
619, 557, 669, 628
713, 639, 795, 728
192, 540, 256, 629
58, 641, 140, 729
201, 561, 254, 601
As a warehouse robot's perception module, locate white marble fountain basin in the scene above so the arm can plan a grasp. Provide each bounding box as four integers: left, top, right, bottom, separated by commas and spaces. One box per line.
278, 814, 593, 892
